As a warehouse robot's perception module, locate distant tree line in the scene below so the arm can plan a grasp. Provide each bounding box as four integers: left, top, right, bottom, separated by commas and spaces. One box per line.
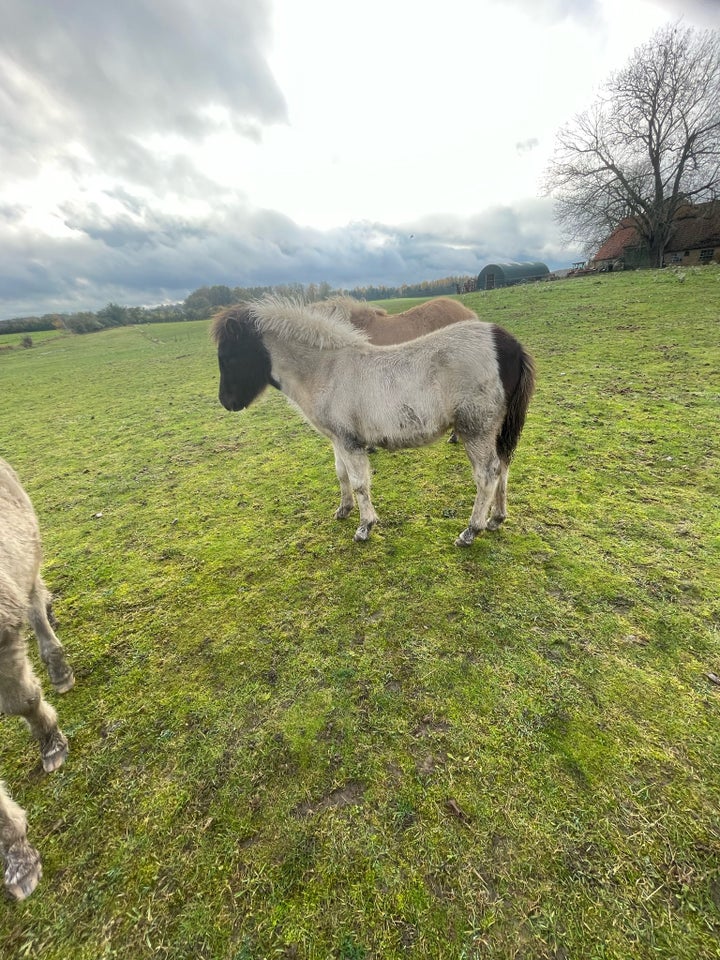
347, 277, 468, 302
0, 303, 186, 335
0, 276, 472, 335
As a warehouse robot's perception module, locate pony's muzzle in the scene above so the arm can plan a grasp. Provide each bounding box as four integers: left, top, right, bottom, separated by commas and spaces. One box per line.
219, 390, 242, 411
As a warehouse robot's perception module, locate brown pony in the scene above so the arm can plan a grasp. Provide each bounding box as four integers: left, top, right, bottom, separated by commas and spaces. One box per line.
333, 296, 478, 345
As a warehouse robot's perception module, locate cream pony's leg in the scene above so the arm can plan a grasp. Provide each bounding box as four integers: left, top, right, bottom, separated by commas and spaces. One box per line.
455, 437, 502, 547
0, 783, 42, 900
486, 460, 509, 531
331, 441, 355, 520
27, 579, 75, 694
333, 445, 379, 542
0, 628, 69, 773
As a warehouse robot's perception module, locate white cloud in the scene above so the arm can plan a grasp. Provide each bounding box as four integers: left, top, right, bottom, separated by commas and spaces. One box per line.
0, 0, 715, 317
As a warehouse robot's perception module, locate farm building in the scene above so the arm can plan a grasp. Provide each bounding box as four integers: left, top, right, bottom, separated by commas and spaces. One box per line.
592, 201, 720, 270
476, 262, 550, 290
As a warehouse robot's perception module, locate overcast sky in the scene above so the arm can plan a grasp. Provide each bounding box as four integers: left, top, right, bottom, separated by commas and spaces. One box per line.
1, 0, 717, 318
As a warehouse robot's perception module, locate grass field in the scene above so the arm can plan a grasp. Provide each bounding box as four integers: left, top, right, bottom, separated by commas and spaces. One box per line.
1, 268, 719, 959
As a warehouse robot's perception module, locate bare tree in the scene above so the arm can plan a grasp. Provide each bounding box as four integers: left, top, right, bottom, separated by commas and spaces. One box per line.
545, 23, 720, 266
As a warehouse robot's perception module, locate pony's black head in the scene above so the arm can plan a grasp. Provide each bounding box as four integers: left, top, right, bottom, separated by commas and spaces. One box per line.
211, 305, 274, 411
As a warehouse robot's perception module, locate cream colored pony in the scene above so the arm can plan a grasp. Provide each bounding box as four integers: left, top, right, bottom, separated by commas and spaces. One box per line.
0, 458, 74, 900
212, 297, 535, 546
325, 297, 477, 445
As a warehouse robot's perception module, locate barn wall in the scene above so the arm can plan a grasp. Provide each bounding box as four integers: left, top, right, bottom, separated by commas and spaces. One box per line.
663, 247, 720, 267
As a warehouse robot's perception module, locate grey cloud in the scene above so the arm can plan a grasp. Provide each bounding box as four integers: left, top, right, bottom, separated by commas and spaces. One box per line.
0, 203, 26, 224
0, 196, 581, 318
0, 0, 286, 181
516, 138, 540, 154
496, 0, 602, 25
408, 199, 571, 262
652, 1, 720, 26
491, 1, 717, 42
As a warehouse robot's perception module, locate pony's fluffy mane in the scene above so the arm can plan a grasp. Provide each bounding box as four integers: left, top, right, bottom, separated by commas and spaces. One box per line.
210, 305, 251, 344
251, 296, 371, 349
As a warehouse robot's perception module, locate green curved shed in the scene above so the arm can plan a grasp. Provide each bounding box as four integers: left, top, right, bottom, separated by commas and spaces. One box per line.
477, 261, 549, 290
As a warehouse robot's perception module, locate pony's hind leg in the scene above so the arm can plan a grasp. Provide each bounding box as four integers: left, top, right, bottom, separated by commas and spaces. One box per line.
333, 444, 379, 541
486, 460, 509, 531
27, 580, 75, 694
332, 443, 355, 520
455, 438, 502, 547
0, 628, 69, 773
0, 783, 42, 900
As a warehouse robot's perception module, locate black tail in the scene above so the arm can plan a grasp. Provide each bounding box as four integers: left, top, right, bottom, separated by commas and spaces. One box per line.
492, 325, 536, 465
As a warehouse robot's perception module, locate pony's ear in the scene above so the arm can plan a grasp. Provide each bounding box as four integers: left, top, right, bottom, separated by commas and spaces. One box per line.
213, 306, 273, 410
211, 304, 254, 344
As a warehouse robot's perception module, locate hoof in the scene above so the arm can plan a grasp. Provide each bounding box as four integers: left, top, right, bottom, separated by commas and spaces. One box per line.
486, 514, 506, 532
51, 671, 75, 695
353, 524, 372, 542
447, 432, 459, 444
334, 504, 353, 520
4, 842, 42, 901
47, 653, 75, 694
455, 527, 476, 547
40, 730, 69, 773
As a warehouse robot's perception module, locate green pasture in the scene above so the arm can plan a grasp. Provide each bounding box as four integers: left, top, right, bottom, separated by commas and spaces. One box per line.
0, 329, 66, 350
1, 268, 719, 958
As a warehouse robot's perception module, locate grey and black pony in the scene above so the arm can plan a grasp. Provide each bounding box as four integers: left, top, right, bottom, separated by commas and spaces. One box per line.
212, 297, 535, 546
0, 458, 74, 900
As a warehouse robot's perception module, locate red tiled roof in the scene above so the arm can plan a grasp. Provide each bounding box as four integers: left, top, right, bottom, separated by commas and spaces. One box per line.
593, 202, 720, 262
593, 221, 640, 261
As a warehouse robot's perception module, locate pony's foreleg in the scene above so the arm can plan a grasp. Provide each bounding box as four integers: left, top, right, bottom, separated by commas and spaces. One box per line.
333, 445, 379, 542
0, 629, 69, 773
332, 444, 355, 520
27, 580, 75, 694
0, 782, 42, 900
456, 440, 502, 547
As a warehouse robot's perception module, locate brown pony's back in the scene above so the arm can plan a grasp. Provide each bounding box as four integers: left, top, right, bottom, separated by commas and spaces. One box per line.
330, 297, 477, 345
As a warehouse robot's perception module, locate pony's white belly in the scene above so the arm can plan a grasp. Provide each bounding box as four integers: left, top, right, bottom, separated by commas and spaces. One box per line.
316, 384, 454, 449
362, 399, 451, 448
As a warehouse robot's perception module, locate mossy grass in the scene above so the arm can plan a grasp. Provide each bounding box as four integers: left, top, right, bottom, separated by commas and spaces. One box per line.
1, 267, 718, 958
